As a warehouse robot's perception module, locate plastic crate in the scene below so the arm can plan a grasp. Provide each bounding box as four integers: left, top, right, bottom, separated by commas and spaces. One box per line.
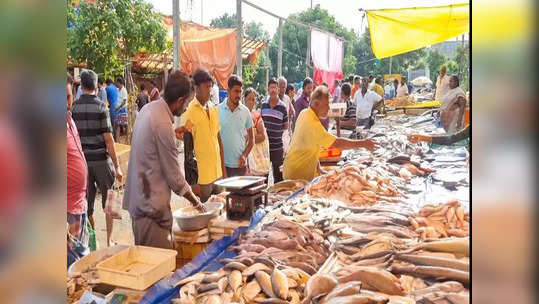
96, 246, 176, 291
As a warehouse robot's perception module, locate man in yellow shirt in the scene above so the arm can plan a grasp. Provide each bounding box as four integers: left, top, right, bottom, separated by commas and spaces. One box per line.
180, 69, 226, 202
283, 86, 376, 181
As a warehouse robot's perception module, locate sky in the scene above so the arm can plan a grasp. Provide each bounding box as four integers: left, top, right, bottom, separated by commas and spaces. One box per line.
149, 0, 469, 38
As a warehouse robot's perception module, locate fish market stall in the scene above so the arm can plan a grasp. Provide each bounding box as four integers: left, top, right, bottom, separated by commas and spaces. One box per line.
75, 111, 468, 304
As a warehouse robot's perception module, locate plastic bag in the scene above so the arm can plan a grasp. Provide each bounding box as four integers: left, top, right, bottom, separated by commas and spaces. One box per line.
105, 183, 123, 220
247, 135, 270, 176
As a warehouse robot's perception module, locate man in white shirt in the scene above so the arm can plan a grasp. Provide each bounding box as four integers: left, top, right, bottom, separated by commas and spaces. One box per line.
355, 77, 382, 129
210, 76, 220, 105
278, 76, 295, 151
115, 76, 129, 137
435, 65, 450, 100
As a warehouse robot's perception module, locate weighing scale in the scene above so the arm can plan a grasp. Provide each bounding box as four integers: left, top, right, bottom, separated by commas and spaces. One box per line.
214, 176, 268, 220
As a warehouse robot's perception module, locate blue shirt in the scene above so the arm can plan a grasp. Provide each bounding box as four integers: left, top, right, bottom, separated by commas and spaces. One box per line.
105, 84, 119, 120
218, 100, 254, 168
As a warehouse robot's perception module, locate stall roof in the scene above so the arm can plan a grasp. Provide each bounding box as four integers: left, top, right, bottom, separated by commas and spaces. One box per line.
366, 3, 469, 58
132, 36, 267, 73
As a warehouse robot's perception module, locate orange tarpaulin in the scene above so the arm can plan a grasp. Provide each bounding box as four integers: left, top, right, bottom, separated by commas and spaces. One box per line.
179, 23, 237, 89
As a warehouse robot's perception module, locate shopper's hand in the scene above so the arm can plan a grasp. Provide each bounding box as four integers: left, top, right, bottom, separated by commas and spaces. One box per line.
175, 126, 189, 140
194, 201, 206, 213
361, 139, 376, 152
238, 154, 247, 168
115, 166, 123, 182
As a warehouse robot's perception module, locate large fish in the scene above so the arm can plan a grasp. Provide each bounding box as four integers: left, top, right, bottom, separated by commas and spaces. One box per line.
301, 274, 338, 304
228, 270, 242, 293
405, 238, 469, 256
241, 280, 261, 302
255, 270, 276, 298
394, 253, 469, 271
390, 265, 469, 285
271, 268, 289, 300
338, 267, 405, 296
243, 263, 273, 277
319, 281, 362, 304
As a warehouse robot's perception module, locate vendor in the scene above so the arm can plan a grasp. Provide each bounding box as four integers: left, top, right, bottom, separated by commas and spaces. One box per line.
439, 75, 467, 133
123, 70, 205, 249
283, 86, 376, 181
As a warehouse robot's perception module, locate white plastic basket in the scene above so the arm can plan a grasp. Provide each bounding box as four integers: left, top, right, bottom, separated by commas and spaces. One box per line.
96, 246, 177, 290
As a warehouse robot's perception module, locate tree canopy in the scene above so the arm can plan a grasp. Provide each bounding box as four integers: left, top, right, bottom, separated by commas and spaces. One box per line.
67, 0, 167, 78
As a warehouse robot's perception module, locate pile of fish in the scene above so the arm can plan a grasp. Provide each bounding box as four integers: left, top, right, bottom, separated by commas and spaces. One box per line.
305, 164, 402, 206
172, 261, 310, 304
267, 179, 309, 205
173, 218, 331, 303
408, 200, 470, 240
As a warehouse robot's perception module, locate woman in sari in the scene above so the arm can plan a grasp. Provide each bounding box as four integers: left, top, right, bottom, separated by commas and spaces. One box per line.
439, 75, 467, 133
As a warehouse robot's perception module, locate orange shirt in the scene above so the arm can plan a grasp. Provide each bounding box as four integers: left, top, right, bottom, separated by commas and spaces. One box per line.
351, 85, 360, 99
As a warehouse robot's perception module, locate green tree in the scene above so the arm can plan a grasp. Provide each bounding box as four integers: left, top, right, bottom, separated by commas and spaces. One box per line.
426, 48, 447, 81
209, 13, 269, 40
67, 0, 167, 78
268, 5, 358, 83
455, 43, 469, 91
209, 12, 236, 28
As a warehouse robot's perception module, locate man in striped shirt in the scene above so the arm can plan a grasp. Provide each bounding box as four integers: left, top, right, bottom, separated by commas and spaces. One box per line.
72, 69, 122, 247
261, 78, 288, 183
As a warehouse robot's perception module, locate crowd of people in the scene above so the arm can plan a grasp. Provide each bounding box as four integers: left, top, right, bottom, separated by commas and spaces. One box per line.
67, 66, 467, 256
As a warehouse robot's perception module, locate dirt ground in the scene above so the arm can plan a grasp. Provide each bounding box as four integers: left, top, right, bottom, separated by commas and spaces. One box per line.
92, 141, 189, 249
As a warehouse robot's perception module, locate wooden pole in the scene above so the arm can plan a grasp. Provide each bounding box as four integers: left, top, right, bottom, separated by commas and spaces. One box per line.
278, 18, 283, 77
236, 0, 243, 77
172, 0, 180, 70
306, 28, 311, 78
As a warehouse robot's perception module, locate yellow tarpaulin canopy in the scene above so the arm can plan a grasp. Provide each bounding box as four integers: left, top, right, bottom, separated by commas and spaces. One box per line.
366, 3, 469, 58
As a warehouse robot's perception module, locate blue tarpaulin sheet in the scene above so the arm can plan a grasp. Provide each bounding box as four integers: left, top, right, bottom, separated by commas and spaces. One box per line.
139, 209, 267, 304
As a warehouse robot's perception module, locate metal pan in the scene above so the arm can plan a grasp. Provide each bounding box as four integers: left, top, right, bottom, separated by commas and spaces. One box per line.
213, 176, 265, 190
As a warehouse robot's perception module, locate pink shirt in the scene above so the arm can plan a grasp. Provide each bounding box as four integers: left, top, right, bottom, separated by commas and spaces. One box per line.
67, 113, 87, 215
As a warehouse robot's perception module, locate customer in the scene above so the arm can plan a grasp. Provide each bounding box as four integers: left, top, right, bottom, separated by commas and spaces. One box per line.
355, 77, 382, 129
283, 86, 375, 181
182, 69, 226, 202
294, 77, 314, 124
71, 69, 122, 247
114, 76, 128, 139
435, 65, 450, 100
384, 80, 395, 100
351, 75, 361, 99
218, 75, 254, 177
123, 70, 205, 249
97, 76, 108, 105
67, 72, 88, 246
368, 74, 375, 90
105, 78, 119, 130
396, 77, 409, 97
373, 77, 386, 114
277, 76, 294, 152
244, 88, 270, 179
149, 79, 161, 101
136, 82, 149, 112
261, 78, 288, 183
339, 83, 357, 130
286, 84, 295, 102
332, 79, 341, 103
